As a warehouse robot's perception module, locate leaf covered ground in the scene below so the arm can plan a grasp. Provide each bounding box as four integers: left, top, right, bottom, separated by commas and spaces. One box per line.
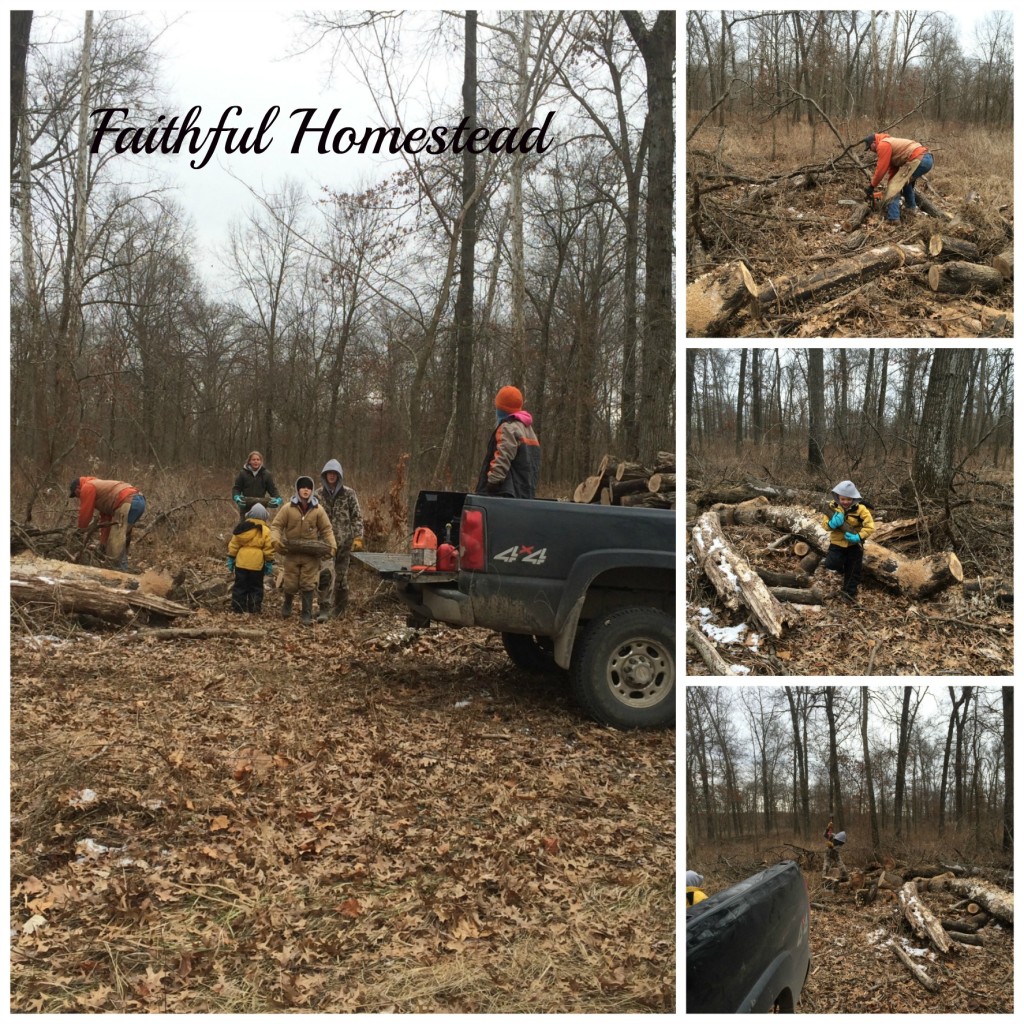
10, 572, 675, 1012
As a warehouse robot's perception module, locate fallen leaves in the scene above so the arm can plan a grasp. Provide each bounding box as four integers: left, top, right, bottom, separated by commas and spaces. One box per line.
10, 599, 676, 1013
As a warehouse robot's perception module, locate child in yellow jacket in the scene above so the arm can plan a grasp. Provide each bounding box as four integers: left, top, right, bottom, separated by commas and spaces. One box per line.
822, 480, 875, 605
227, 503, 275, 613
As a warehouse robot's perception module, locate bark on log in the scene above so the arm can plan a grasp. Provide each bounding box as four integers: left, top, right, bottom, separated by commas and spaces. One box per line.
690, 510, 788, 637
943, 877, 1014, 924
620, 492, 673, 509
693, 485, 777, 508
928, 261, 1005, 295
891, 941, 939, 993
596, 454, 619, 478
715, 501, 964, 598
769, 586, 825, 605
611, 477, 651, 500
654, 452, 676, 471
614, 461, 652, 482
11, 576, 191, 623
647, 473, 676, 493
963, 577, 1012, 604
753, 243, 926, 313
915, 191, 951, 221
946, 931, 984, 946
940, 912, 989, 934
131, 627, 264, 641
993, 248, 1013, 280
842, 202, 870, 232
755, 569, 812, 588
686, 623, 741, 676
686, 260, 759, 336
926, 234, 982, 262
968, 302, 1013, 334
899, 880, 952, 953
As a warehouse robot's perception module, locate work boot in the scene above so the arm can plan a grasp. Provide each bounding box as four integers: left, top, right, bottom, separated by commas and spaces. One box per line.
282, 593, 294, 618
316, 604, 330, 623
332, 589, 349, 619
300, 590, 314, 626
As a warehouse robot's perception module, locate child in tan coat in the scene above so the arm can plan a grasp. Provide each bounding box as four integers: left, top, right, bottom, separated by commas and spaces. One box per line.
271, 476, 336, 625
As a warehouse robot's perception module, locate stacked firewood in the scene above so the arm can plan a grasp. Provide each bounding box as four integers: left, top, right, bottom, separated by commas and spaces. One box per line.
572, 452, 675, 509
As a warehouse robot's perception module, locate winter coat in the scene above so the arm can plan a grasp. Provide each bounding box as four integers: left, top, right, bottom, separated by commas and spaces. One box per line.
822, 500, 876, 548
475, 411, 541, 498
228, 516, 275, 571
232, 462, 280, 503
316, 459, 363, 550
271, 488, 336, 558
870, 133, 929, 189
76, 477, 139, 529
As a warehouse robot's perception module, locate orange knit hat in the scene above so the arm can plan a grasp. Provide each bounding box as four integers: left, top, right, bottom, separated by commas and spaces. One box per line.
495, 386, 524, 413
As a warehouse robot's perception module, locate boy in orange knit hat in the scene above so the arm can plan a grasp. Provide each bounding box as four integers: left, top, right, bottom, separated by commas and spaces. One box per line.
475, 386, 541, 499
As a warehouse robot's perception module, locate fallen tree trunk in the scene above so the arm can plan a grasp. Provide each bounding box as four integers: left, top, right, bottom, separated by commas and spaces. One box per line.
130, 627, 264, 641
891, 941, 939, 993
899, 880, 952, 953
842, 202, 870, 232
769, 586, 824, 605
716, 501, 964, 599
943, 877, 1014, 925
755, 569, 812, 588
928, 261, 1005, 295
690, 510, 788, 637
11, 574, 191, 623
915, 191, 951, 221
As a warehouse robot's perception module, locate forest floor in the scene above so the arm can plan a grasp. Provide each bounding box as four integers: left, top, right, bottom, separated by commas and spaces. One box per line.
686, 468, 1014, 676
686, 120, 1013, 338
10, 558, 675, 1012
687, 834, 1013, 1014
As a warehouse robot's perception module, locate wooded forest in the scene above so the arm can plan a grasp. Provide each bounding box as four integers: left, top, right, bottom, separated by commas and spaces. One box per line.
686, 10, 1013, 130
9, 11, 675, 510
686, 348, 1013, 496
686, 686, 1012, 851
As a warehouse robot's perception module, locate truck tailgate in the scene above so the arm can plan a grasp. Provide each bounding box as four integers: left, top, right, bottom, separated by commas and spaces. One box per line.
352, 551, 458, 584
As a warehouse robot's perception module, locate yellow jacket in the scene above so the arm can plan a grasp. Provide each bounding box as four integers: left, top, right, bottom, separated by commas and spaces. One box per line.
228, 517, 275, 570
822, 500, 875, 548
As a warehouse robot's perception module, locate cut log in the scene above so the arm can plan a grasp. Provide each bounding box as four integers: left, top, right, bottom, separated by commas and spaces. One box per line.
946, 931, 984, 946
130, 627, 264, 641
573, 475, 604, 503
647, 473, 676, 494
715, 501, 964, 598
690, 510, 788, 637
891, 941, 939, 994
943, 877, 1014, 925
769, 586, 824, 605
899, 880, 951, 953
755, 569, 811, 588
619, 492, 673, 509
993, 248, 1013, 280
842, 202, 870, 232
596, 454, 619, 478
926, 234, 982, 263
963, 577, 1012, 604
792, 541, 810, 557
614, 461, 652, 482
600, 487, 613, 506
686, 623, 742, 676
968, 302, 1013, 334
878, 870, 906, 891
928, 261, 1005, 295
686, 259, 759, 336
940, 911, 989, 934
654, 451, 676, 471
693, 484, 777, 508
611, 477, 651, 500
883, 159, 920, 200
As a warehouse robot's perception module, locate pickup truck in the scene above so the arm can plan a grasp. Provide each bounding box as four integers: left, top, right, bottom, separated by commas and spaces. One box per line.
686, 860, 811, 1013
354, 490, 675, 729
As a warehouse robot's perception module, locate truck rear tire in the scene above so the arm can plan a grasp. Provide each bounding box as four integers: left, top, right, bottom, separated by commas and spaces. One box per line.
570, 607, 675, 729
501, 632, 562, 675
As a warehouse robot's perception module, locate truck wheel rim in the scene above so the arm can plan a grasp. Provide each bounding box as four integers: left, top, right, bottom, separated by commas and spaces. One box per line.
607, 637, 672, 708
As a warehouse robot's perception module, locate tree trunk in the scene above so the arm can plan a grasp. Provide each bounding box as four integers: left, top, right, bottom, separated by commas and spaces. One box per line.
690, 509, 788, 637
807, 349, 826, 469
943, 877, 1014, 925
928, 261, 1005, 294
911, 347, 972, 499
1002, 686, 1013, 852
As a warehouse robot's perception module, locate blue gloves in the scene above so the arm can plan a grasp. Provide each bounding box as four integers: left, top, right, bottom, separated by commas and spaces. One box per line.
263, 561, 274, 576
828, 510, 846, 530
269, 497, 283, 508
227, 557, 236, 571
844, 532, 861, 544
233, 495, 245, 508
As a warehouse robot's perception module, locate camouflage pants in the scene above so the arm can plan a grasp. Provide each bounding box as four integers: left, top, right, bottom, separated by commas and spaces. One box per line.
318, 548, 352, 610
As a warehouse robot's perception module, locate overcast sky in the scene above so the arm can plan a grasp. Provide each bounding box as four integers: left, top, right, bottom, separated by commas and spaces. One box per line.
119, 9, 461, 280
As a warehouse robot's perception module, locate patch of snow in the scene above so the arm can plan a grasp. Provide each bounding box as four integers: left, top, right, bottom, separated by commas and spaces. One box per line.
69, 788, 98, 808
702, 621, 748, 645
75, 837, 125, 860
454, 699, 472, 709
729, 665, 751, 675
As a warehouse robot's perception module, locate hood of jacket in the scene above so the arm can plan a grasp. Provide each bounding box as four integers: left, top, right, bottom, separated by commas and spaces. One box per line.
504, 410, 533, 428
232, 518, 270, 540
291, 476, 319, 507
320, 458, 344, 494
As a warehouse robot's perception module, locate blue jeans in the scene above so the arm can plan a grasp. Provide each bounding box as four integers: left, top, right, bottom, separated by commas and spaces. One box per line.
127, 493, 146, 525
885, 152, 933, 221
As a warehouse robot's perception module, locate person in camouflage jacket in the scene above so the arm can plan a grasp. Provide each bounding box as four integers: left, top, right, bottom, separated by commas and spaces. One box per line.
315, 458, 363, 621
